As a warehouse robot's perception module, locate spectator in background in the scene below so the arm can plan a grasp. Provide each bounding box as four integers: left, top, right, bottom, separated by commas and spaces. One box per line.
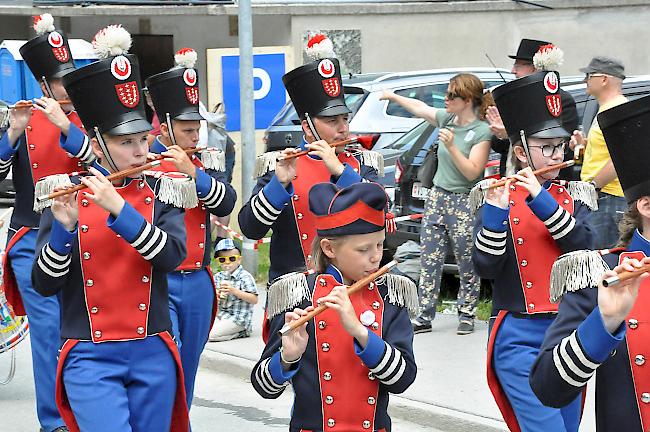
144, 87, 161, 147
209, 239, 258, 342
569, 56, 628, 249
380, 73, 493, 335
487, 39, 578, 179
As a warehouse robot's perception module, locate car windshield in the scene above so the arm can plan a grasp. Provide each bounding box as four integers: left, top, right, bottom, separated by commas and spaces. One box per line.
269, 88, 367, 126
383, 120, 430, 151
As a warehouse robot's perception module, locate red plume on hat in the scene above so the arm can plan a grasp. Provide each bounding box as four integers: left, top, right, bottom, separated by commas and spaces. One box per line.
33, 13, 55, 36
533, 43, 564, 72
174, 47, 198, 69
305, 33, 335, 61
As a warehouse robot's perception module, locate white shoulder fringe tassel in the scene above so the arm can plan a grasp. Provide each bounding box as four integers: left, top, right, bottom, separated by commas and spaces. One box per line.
379, 273, 419, 318
156, 175, 199, 209
201, 150, 226, 172
550, 250, 610, 303
468, 179, 493, 214
33, 174, 72, 213
254, 152, 279, 178
566, 181, 599, 211
266, 272, 312, 320
359, 150, 384, 177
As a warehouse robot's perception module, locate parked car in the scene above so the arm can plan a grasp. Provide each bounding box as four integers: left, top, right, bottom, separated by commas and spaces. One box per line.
389, 75, 650, 274
263, 68, 515, 189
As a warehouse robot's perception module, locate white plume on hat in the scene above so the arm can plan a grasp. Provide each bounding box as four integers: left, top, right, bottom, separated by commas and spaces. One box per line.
174, 48, 198, 69
305, 33, 335, 61
533, 44, 564, 72
33, 14, 55, 36
92, 25, 132, 60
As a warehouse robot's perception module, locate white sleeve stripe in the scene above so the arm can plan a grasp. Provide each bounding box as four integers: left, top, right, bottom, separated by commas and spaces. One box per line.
480, 229, 507, 240
42, 249, 71, 270
559, 337, 596, 379
200, 179, 218, 202
251, 196, 277, 226
551, 218, 576, 240
130, 222, 153, 248
258, 190, 283, 215
546, 210, 571, 232
264, 358, 288, 388
37, 256, 70, 278
44, 244, 69, 262
0, 158, 12, 167
569, 331, 600, 370
543, 206, 564, 226
381, 358, 407, 385
142, 229, 167, 260
553, 345, 588, 387
203, 181, 226, 207
475, 239, 506, 256
477, 231, 507, 248
136, 225, 162, 254
255, 362, 278, 395
370, 342, 392, 373
375, 349, 403, 379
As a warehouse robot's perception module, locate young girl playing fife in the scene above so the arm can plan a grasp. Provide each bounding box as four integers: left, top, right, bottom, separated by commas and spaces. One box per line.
251, 181, 418, 432
471, 71, 596, 432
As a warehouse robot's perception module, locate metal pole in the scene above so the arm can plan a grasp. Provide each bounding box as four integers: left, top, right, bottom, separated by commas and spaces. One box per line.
238, 0, 258, 274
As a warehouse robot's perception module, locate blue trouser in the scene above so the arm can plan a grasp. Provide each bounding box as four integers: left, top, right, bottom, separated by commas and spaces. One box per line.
168, 268, 215, 410
8, 228, 65, 431
62, 336, 177, 431
590, 192, 627, 250
493, 314, 581, 432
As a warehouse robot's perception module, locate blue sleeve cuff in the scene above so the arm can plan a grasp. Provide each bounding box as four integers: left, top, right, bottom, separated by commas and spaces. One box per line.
194, 168, 213, 197
262, 175, 293, 209
335, 164, 362, 188
107, 201, 145, 242
355, 330, 386, 368
481, 203, 509, 232
527, 188, 559, 221
268, 350, 300, 383
576, 306, 626, 363
0, 132, 18, 160
59, 122, 85, 156
49, 219, 77, 255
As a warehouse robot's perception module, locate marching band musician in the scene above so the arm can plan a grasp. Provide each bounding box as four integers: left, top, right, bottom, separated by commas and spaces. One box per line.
531, 94, 650, 432
470, 71, 596, 432
31, 25, 189, 432
251, 181, 417, 432
1, 14, 93, 432
238, 33, 383, 285
145, 47, 237, 416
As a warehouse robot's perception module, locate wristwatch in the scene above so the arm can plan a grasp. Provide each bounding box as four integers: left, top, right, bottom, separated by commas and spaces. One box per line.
589, 180, 602, 192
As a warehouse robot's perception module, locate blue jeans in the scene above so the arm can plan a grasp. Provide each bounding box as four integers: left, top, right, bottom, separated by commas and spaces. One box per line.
591, 192, 627, 250
493, 314, 581, 432
8, 229, 65, 431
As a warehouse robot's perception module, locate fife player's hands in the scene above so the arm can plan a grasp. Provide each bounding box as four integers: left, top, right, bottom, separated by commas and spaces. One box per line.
80, 167, 126, 218
162, 145, 196, 179
275, 148, 299, 187
51, 183, 79, 232
306, 140, 345, 177
318, 285, 369, 348
484, 179, 511, 210
33, 97, 71, 135
280, 306, 314, 369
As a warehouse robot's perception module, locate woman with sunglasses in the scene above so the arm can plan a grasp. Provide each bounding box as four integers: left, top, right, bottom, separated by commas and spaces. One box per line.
209, 239, 258, 342
380, 73, 493, 335
471, 71, 596, 432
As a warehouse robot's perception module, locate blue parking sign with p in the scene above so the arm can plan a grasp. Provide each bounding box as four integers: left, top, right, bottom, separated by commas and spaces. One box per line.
221, 53, 287, 131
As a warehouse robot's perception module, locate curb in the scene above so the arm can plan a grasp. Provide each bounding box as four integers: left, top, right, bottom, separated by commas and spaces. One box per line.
200, 349, 506, 432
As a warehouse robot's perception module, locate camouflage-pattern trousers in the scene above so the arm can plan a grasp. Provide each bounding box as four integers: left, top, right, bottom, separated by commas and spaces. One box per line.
418, 186, 481, 322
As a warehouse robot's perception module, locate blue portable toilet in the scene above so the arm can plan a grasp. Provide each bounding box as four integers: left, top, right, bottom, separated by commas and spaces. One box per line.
0, 39, 96, 104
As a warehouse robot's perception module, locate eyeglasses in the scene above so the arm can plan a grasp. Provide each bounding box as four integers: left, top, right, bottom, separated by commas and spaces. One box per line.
528, 142, 566, 157
445, 91, 461, 100
585, 73, 606, 81
216, 255, 240, 264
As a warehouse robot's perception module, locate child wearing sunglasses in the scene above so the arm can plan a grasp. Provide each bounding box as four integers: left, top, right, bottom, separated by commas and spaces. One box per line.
209, 239, 258, 342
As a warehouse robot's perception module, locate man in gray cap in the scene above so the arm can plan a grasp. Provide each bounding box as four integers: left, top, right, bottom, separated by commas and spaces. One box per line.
570, 56, 628, 249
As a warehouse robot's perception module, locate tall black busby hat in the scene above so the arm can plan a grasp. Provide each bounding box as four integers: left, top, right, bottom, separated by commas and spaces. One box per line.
309, 182, 387, 237
508, 38, 550, 62
63, 26, 150, 137
599, 94, 650, 204
145, 48, 203, 123
282, 34, 351, 120
19, 14, 76, 83
492, 71, 569, 145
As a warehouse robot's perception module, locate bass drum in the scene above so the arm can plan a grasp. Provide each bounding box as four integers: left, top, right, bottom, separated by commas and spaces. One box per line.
0, 290, 29, 354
